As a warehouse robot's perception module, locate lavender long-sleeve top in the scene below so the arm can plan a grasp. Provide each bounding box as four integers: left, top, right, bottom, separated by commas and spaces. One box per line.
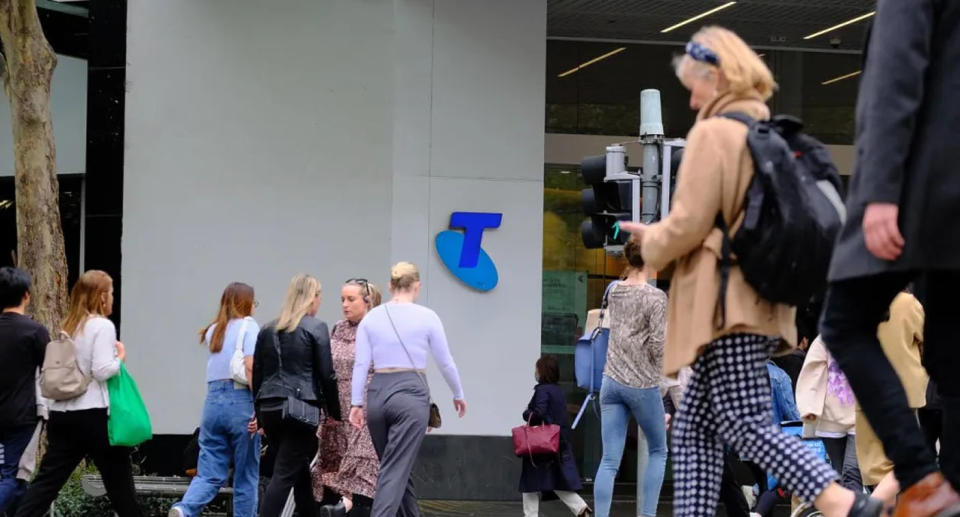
351, 303, 465, 406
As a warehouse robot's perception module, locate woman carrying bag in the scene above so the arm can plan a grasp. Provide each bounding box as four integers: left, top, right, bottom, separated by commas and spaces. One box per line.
170, 282, 262, 517
618, 26, 881, 517
518, 355, 591, 517
252, 274, 341, 516
348, 262, 466, 517
15, 271, 143, 517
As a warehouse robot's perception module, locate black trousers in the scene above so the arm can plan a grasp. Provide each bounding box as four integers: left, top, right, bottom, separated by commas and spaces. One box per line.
719, 452, 749, 517
14, 409, 142, 517
258, 408, 318, 516
919, 407, 944, 457
822, 435, 862, 491
821, 271, 960, 489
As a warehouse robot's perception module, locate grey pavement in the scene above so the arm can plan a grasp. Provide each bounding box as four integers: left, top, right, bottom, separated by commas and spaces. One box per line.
419, 499, 795, 516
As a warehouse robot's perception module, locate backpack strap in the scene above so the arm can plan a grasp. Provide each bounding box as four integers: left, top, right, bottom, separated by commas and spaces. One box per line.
718, 111, 758, 127
714, 214, 733, 330
712, 111, 755, 331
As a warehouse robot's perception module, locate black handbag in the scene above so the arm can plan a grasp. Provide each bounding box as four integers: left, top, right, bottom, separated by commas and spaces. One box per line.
272, 331, 321, 429
384, 306, 442, 429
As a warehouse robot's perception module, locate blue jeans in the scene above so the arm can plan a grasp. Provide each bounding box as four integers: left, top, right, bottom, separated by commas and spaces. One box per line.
173, 381, 260, 517
594, 376, 667, 517
0, 424, 36, 514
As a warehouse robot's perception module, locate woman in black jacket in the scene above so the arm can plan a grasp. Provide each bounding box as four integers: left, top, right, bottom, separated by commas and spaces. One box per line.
519, 356, 591, 517
253, 274, 341, 516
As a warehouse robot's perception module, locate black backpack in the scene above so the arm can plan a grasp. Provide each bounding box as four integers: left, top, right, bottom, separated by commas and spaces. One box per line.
714, 112, 846, 326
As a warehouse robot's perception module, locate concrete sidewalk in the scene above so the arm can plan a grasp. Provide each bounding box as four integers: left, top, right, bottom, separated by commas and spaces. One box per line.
419, 499, 796, 516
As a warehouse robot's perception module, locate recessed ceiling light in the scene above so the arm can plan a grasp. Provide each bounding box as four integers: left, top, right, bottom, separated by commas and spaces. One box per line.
821, 70, 862, 85
661, 2, 737, 33
804, 12, 875, 40
558, 47, 627, 78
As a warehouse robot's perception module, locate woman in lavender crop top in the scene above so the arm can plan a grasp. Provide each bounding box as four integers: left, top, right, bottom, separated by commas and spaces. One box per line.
347, 262, 466, 517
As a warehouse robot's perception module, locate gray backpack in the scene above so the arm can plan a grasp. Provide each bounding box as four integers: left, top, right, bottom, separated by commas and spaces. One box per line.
40, 331, 91, 401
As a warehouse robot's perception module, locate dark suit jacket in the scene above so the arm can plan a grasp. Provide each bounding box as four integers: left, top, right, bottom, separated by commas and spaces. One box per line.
830, 0, 960, 281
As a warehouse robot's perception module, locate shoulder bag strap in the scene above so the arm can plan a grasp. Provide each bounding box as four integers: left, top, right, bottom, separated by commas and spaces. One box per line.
383, 305, 431, 393
234, 317, 251, 355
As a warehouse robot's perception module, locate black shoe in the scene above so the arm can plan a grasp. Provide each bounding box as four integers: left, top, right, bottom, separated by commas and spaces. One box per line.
318, 501, 347, 517
849, 492, 883, 517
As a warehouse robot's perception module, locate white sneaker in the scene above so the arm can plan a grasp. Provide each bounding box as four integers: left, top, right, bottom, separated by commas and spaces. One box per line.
168, 507, 185, 517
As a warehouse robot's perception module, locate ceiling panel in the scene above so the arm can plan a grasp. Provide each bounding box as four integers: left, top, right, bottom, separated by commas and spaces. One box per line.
548, 0, 876, 51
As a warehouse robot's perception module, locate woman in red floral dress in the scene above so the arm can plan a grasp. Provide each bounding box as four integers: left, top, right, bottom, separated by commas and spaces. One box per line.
315, 279, 382, 517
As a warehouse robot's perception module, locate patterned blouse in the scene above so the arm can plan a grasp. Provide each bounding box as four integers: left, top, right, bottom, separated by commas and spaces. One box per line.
604, 282, 667, 389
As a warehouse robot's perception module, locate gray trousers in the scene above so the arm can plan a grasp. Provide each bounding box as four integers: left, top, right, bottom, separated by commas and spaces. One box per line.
367, 372, 430, 517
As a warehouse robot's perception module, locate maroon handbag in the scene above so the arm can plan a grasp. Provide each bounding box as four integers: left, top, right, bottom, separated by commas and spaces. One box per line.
512, 417, 560, 463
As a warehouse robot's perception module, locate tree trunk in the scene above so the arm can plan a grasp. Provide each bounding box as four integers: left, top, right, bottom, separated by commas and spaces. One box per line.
0, 0, 69, 332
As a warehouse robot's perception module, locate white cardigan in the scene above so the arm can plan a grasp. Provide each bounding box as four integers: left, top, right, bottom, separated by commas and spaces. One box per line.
50, 317, 121, 413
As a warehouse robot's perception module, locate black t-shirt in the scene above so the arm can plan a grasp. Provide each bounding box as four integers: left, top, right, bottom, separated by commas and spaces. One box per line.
0, 312, 50, 428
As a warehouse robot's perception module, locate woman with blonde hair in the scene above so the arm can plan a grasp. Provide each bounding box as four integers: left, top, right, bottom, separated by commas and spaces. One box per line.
252, 274, 340, 516
15, 271, 142, 517
619, 26, 881, 516
169, 282, 261, 517
315, 279, 383, 517
349, 262, 467, 517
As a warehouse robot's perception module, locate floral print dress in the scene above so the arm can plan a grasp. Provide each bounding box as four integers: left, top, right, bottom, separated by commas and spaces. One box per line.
311, 320, 379, 499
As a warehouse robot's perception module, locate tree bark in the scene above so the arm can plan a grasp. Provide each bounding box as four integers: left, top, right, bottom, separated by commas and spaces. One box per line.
0, 0, 69, 332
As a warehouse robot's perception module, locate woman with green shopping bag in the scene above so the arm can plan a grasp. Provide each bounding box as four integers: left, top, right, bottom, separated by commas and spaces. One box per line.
15, 271, 145, 517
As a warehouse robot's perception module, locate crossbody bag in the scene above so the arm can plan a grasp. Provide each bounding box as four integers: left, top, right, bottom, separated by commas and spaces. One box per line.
383, 305, 442, 429
271, 331, 321, 429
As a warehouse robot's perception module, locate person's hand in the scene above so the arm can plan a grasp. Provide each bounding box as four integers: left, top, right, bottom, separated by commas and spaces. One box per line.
664, 413, 672, 430
247, 416, 258, 435
803, 413, 817, 422
454, 398, 467, 418
115, 341, 126, 362
617, 222, 647, 241
349, 406, 366, 430
863, 203, 904, 261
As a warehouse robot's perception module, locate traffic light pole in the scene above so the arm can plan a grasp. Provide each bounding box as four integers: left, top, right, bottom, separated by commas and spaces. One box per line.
639, 89, 664, 225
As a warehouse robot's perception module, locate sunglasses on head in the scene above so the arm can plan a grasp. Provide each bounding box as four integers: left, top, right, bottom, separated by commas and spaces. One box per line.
346, 278, 371, 296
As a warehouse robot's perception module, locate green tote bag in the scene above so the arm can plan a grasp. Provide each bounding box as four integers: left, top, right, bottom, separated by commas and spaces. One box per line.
106, 363, 153, 447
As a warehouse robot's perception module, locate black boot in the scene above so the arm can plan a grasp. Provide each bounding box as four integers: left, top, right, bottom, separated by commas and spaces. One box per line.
849, 491, 883, 517
349, 495, 373, 517
318, 499, 347, 517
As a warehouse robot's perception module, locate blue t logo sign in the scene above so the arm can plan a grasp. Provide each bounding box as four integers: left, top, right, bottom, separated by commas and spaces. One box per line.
449, 212, 502, 268
435, 211, 503, 292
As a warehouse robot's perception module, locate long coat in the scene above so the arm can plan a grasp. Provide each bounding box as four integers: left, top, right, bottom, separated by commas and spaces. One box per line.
829, 0, 960, 281
518, 383, 583, 493
641, 92, 796, 374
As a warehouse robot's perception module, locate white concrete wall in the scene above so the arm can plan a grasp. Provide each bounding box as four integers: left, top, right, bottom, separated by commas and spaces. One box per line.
124, 0, 546, 436
0, 54, 87, 176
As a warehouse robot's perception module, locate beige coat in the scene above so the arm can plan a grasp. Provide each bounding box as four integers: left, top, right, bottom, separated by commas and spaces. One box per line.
641, 92, 796, 375
856, 292, 928, 485
795, 337, 856, 436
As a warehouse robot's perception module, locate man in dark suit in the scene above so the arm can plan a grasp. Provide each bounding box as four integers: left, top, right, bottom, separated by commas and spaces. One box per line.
819, 1, 960, 515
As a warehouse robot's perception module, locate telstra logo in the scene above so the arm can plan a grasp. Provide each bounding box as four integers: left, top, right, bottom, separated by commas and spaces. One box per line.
435, 212, 502, 292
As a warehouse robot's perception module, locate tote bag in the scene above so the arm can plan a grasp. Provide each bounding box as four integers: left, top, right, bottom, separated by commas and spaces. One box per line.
107, 363, 153, 447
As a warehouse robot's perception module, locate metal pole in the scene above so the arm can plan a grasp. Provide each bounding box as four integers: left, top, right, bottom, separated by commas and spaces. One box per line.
639, 89, 663, 224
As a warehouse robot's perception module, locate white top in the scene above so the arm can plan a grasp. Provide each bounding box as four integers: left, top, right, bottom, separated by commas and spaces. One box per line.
50, 316, 122, 413
351, 303, 464, 406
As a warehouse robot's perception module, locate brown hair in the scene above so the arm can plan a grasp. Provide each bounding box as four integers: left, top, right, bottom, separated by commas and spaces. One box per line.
62, 270, 113, 336
623, 237, 645, 270
201, 282, 255, 353
390, 262, 420, 291
536, 355, 560, 384
674, 26, 777, 101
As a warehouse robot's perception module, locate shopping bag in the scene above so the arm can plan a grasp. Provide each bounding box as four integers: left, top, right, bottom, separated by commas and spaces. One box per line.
106, 363, 153, 447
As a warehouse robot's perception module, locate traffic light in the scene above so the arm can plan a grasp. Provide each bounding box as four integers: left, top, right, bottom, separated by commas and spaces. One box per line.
580, 145, 636, 249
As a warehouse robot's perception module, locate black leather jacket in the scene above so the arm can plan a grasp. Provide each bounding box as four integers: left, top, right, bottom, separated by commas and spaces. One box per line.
252, 315, 341, 421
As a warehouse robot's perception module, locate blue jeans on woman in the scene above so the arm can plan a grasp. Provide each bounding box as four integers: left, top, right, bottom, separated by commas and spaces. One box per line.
172, 380, 260, 517
594, 376, 667, 517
